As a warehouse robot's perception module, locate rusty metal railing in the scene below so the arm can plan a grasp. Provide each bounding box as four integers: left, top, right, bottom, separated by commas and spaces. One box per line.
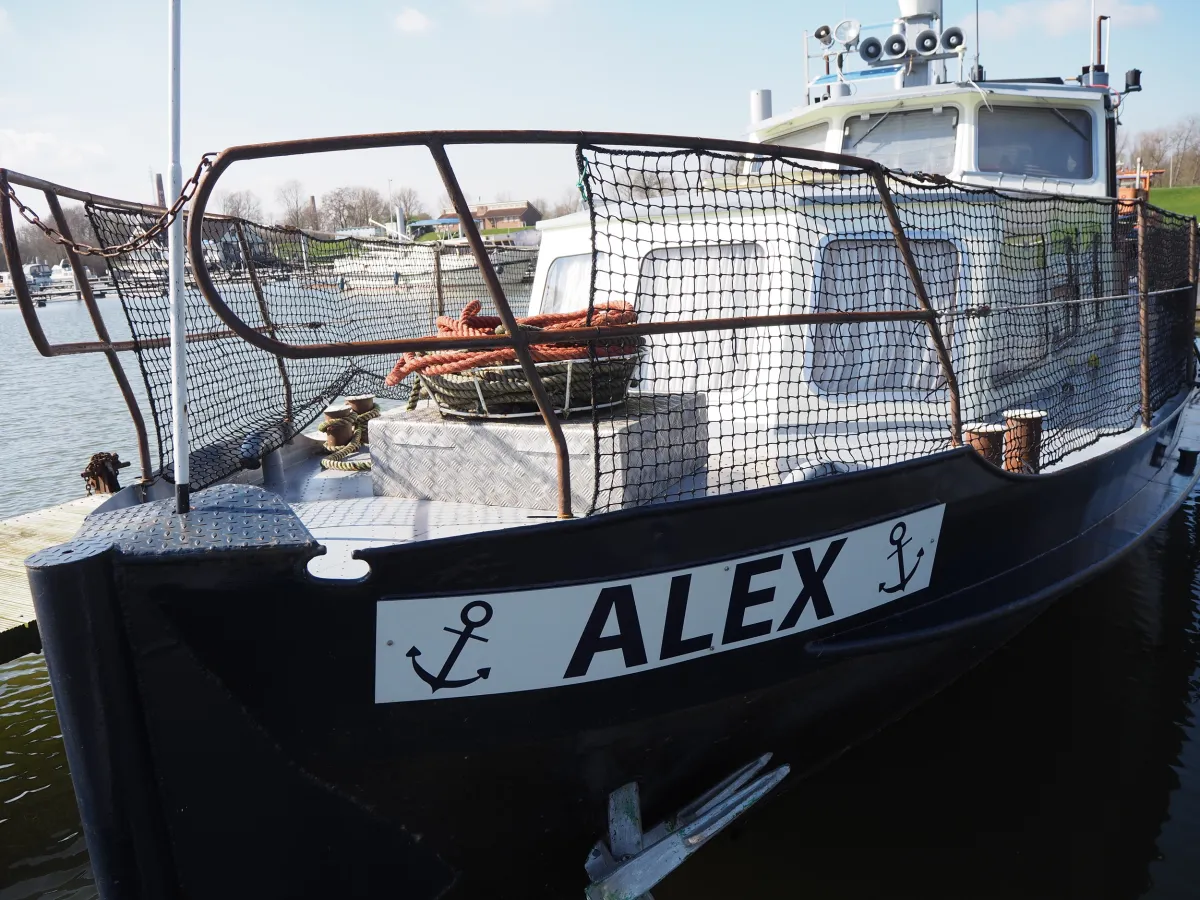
184, 130, 966, 518
0, 168, 155, 485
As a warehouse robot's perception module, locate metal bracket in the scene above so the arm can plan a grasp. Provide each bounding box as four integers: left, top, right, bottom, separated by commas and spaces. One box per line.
584, 753, 789, 900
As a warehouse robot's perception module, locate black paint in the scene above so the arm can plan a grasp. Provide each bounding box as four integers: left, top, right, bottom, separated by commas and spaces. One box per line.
564, 584, 648, 678
722, 554, 783, 645
660, 574, 713, 659
779, 539, 846, 630
24, 392, 1200, 900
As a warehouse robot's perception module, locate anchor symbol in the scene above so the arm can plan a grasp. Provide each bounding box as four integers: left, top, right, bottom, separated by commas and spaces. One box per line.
878, 521, 925, 594
407, 600, 493, 693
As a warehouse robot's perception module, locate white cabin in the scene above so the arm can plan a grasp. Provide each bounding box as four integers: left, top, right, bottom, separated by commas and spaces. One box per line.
524, 0, 1145, 491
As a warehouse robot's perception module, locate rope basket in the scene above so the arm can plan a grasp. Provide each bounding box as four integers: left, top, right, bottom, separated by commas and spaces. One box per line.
418, 352, 641, 418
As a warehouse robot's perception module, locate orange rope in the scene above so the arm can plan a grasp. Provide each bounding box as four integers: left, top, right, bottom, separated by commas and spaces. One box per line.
385, 300, 637, 386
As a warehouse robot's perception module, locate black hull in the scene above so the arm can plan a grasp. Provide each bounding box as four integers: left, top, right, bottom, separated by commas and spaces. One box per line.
28, 390, 1200, 900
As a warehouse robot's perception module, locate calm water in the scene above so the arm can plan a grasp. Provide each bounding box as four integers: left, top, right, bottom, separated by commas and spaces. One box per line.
1, 302, 1199, 898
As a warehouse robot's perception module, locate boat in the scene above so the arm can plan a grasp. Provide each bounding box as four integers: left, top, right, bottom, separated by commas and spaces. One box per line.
6, 2, 1200, 898
49, 257, 99, 287
330, 237, 533, 293
20, 260, 52, 290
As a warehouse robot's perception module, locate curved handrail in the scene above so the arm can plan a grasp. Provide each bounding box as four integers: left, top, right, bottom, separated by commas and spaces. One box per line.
185, 129, 895, 360
183, 130, 967, 517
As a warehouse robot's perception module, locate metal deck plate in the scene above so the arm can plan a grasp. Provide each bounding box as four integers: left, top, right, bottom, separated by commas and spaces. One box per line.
294, 497, 554, 580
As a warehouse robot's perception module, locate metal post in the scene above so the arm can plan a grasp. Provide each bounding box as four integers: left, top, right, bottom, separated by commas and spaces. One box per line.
168, 0, 189, 513
802, 32, 810, 106
1137, 200, 1152, 427
44, 192, 154, 485
433, 248, 444, 319
428, 141, 574, 518
235, 221, 294, 427
871, 167, 963, 447
1189, 219, 1198, 386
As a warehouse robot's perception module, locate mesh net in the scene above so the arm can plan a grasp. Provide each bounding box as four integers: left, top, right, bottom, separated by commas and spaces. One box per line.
79, 143, 1195, 510
578, 146, 1197, 513
86, 205, 535, 488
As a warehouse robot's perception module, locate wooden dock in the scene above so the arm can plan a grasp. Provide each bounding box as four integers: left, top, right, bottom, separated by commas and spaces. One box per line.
0, 496, 105, 665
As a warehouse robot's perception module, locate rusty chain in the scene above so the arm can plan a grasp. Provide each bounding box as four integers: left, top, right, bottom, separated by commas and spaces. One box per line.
1, 153, 216, 259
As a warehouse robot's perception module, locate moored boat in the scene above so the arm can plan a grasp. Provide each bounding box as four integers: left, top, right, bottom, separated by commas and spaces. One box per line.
5, 2, 1200, 898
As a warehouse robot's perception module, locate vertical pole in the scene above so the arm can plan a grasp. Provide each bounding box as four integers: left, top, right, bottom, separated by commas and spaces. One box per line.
434, 247, 444, 319
168, 0, 189, 513
1190, 219, 1198, 385
1137, 200, 1151, 427
871, 167, 963, 447
802, 32, 810, 106
428, 141, 573, 518
235, 221, 293, 428
44, 192, 154, 485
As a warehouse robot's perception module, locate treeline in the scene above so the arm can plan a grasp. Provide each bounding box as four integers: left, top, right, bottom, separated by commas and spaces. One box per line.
217, 181, 582, 231
1123, 116, 1200, 187
0, 181, 584, 272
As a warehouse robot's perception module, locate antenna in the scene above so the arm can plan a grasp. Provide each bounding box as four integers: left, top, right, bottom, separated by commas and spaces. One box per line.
974, 0, 981, 80
1090, 0, 1096, 68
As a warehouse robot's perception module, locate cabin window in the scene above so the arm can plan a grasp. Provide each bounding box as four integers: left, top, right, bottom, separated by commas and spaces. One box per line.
636, 243, 763, 393
540, 253, 593, 314
842, 107, 958, 175
812, 238, 959, 393
753, 122, 831, 172
977, 106, 1094, 180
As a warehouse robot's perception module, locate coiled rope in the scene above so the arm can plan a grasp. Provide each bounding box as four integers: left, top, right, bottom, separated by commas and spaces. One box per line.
384, 299, 637, 386
318, 405, 381, 471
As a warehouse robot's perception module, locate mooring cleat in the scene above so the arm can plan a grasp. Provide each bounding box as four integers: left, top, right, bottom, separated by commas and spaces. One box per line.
584, 753, 789, 900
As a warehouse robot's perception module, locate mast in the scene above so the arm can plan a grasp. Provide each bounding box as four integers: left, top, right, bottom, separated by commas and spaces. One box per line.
168, 0, 189, 513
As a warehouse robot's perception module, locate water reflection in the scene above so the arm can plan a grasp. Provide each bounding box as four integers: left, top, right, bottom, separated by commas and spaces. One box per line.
0, 656, 91, 899
661, 502, 1200, 900
0, 493, 1196, 898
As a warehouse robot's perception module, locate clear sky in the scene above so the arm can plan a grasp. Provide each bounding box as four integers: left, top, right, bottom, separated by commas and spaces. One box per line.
0, 0, 1188, 218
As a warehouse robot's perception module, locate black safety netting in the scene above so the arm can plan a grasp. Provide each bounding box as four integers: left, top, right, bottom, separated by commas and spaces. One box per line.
577, 146, 1197, 513
87, 203, 536, 489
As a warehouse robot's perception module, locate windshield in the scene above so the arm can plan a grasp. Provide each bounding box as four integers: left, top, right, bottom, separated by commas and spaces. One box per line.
977, 106, 1093, 180
842, 107, 958, 175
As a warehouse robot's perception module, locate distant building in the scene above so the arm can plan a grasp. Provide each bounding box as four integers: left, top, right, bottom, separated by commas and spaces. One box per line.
407, 216, 481, 239
437, 201, 542, 232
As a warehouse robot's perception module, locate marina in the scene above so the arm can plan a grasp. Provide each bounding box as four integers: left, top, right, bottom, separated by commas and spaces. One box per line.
4, 0, 1200, 897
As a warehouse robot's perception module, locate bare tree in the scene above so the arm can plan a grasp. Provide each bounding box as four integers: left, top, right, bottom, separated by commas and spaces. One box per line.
318, 186, 392, 231
548, 186, 582, 217
276, 180, 318, 229
388, 185, 426, 225
216, 189, 264, 221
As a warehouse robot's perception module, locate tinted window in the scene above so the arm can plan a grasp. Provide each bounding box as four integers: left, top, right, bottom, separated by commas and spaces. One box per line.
842, 107, 958, 174
978, 106, 1093, 179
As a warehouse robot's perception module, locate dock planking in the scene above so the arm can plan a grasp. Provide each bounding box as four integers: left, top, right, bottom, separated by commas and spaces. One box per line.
0, 496, 105, 664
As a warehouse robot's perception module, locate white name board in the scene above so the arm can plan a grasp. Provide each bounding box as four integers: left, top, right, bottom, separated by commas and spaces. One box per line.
375, 505, 944, 704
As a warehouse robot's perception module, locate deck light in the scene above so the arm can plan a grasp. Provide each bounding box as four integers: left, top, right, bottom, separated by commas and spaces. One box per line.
833, 19, 861, 46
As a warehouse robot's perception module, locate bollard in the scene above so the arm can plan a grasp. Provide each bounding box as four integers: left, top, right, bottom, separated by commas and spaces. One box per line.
322, 404, 355, 450
1003, 409, 1047, 474
963, 422, 1006, 467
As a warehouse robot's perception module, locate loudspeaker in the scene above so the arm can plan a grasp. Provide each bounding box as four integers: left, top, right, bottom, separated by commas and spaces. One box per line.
883, 33, 907, 57
940, 26, 964, 50
859, 36, 884, 63
914, 29, 939, 54
815, 24, 833, 45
